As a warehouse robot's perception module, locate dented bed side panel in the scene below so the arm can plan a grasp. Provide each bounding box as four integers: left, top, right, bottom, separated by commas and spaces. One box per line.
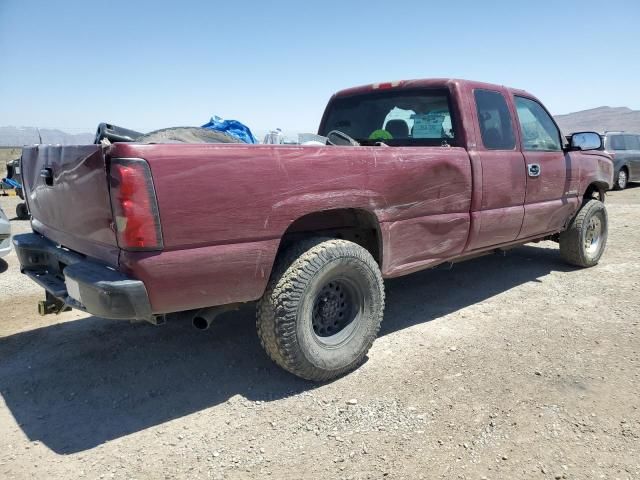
109, 143, 472, 311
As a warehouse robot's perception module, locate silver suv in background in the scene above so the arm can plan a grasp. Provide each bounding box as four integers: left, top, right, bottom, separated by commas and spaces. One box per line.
601, 131, 640, 190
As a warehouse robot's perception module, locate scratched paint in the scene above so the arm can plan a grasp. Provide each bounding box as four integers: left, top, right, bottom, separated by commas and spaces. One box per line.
19, 79, 614, 314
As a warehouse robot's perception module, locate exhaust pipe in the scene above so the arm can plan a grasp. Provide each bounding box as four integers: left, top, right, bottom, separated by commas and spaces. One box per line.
192, 304, 239, 330
192, 315, 210, 330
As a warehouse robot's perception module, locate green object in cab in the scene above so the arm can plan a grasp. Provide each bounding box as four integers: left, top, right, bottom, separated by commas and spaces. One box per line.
368, 129, 393, 140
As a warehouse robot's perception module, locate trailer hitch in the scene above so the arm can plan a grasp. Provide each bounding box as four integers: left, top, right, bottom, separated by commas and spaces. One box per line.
38, 292, 71, 316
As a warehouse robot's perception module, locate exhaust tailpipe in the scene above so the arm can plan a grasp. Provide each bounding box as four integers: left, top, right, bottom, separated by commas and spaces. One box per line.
192, 304, 239, 330
192, 315, 210, 330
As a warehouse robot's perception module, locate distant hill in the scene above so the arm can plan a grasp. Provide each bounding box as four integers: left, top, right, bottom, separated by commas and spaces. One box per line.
554, 107, 640, 134
0, 126, 94, 147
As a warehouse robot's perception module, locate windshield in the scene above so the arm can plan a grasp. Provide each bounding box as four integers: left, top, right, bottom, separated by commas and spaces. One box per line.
319, 88, 456, 146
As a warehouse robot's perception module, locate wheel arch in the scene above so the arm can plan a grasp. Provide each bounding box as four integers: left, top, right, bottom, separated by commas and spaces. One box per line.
583, 181, 608, 203
278, 208, 383, 265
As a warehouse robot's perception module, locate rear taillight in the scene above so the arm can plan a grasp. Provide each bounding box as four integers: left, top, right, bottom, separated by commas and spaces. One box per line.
109, 158, 163, 251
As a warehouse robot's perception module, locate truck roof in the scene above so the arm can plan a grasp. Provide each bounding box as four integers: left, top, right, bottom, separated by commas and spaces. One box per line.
332, 78, 533, 99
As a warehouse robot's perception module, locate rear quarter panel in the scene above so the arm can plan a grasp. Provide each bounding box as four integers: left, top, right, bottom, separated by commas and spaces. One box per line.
110, 143, 472, 312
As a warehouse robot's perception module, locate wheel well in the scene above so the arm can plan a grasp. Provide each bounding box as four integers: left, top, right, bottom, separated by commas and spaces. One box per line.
584, 182, 607, 202
280, 209, 382, 264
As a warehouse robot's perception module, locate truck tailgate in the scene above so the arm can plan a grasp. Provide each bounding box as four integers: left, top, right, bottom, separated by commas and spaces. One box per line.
21, 145, 120, 265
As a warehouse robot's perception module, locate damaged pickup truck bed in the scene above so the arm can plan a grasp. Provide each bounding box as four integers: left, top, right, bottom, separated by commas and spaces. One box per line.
14, 78, 613, 381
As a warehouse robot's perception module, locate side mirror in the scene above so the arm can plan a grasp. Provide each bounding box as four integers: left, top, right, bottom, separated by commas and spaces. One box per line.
569, 131, 602, 151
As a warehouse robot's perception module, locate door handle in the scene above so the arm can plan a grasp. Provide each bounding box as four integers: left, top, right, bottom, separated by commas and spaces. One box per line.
527, 164, 541, 177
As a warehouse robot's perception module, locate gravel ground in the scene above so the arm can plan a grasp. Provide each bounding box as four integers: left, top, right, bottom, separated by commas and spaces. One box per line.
0, 189, 639, 480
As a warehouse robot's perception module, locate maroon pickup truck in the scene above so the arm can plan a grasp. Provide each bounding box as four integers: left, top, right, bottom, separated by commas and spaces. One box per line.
14, 79, 613, 381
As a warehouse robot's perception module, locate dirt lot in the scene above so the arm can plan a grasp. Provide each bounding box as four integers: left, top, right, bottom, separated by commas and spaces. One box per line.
0, 190, 638, 480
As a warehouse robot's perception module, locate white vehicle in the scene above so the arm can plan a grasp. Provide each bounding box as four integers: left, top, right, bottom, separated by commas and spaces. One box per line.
0, 206, 11, 258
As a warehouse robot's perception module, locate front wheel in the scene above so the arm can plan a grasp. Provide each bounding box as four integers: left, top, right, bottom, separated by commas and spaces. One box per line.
559, 199, 608, 267
256, 238, 385, 382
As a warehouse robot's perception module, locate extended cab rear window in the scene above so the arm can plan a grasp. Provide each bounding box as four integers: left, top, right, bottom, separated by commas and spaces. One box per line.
474, 89, 516, 150
319, 89, 456, 146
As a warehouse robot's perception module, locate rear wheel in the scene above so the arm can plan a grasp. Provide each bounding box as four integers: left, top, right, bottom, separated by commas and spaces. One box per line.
614, 168, 628, 190
559, 199, 608, 267
256, 238, 385, 382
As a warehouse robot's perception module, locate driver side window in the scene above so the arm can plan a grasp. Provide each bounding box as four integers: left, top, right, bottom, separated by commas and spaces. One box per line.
514, 96, 562, 151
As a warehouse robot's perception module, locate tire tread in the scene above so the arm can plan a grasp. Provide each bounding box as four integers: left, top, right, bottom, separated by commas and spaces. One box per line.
256, 238, 384, 382
559, 199, 607, 267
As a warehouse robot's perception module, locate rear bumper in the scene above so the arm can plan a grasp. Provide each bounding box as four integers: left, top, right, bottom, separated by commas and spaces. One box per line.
13, 233, 154, 322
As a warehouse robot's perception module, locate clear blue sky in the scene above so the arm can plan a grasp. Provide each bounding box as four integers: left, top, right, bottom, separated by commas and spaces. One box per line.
1, 0, 639, 134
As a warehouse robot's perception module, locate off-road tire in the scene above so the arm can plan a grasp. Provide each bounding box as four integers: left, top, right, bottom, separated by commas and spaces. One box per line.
256, 238, 385, 382
136, 127, 241, 144
614, 168, 628, 190
559, 199, 608, 267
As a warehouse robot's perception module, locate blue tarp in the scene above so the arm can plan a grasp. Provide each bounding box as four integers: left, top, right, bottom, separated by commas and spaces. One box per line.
2, 177, 21, 189
201, 116, 257, 144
